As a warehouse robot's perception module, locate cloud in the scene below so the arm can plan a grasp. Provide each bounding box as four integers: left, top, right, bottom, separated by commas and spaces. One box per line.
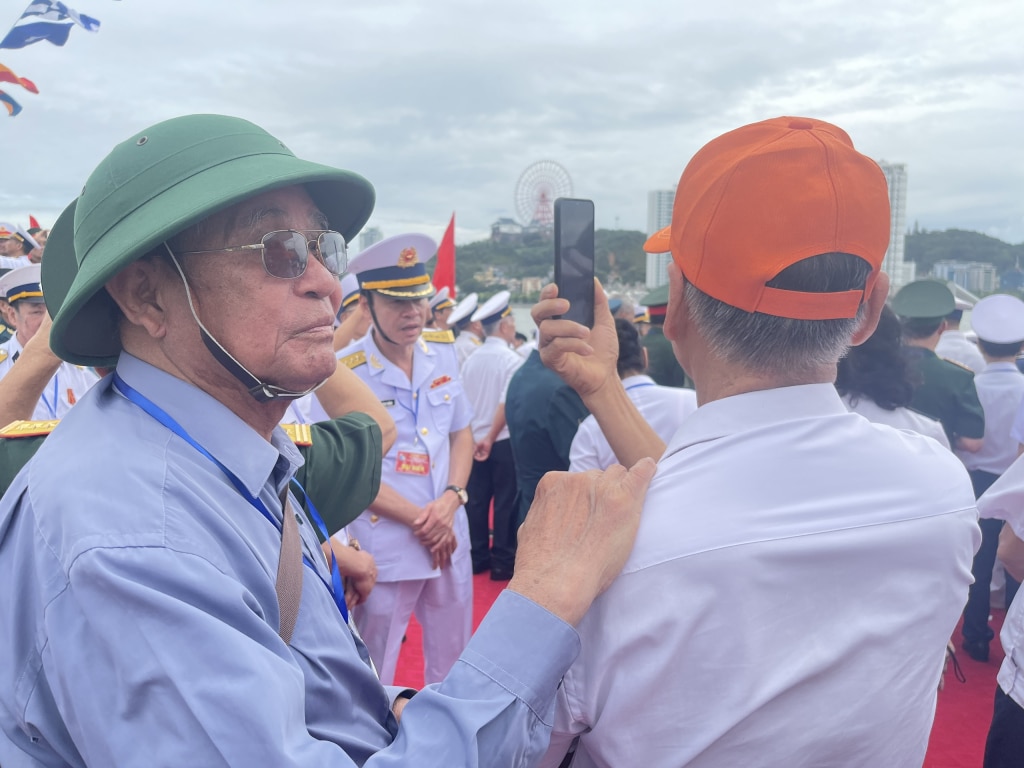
1, 0, 1021, 247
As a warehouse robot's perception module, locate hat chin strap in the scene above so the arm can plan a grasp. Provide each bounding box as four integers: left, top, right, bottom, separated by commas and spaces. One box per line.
365, 291, 398, 347
165, 245, 327, 403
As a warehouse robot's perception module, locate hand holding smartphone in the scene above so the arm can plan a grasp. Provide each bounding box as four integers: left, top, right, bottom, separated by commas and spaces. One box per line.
553, 198, 596, 328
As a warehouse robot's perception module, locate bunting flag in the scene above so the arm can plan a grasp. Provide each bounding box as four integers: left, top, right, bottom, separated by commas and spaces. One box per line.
0, 90, 23, 117
21, 2, 100, 31
1, 2, 101, 50
29, 216, 40, 229
1, 21, 73, 49
433, 213, 456, 295
0, 63, 38, 93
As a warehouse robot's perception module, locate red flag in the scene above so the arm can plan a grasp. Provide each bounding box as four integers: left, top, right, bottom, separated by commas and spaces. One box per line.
0, 64, 38, 94
434, 213, 456, 295
29, 215, 40, 229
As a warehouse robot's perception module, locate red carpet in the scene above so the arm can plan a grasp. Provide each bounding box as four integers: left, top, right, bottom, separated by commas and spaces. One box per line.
395, 583, 1006, 765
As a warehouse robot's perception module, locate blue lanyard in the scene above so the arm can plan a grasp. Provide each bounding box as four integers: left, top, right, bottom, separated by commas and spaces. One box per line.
39, 373, 59, 419
112, 373, 349, 624
394, 385, 419, 422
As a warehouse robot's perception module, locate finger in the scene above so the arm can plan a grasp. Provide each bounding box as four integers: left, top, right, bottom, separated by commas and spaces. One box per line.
626, 456, 658, 487
532, 296, 569, 326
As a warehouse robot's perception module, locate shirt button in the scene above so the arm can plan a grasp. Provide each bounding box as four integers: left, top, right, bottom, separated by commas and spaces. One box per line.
421, 427, 428, 435
412, 392, 418, 399
444, 394, 450, 401
370, 514, 380, 523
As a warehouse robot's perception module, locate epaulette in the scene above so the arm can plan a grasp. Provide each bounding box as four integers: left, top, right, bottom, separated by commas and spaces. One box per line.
0, 350, 7, 364
941, 357, 974, 373
280, 422, 313, 447
421, 329, 456, 344
0, 419, 59, 438
340, 350, 367, 369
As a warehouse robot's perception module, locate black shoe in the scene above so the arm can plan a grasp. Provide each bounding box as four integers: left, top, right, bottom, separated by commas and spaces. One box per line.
489, 568, 513, 581
962, 639, 989, 662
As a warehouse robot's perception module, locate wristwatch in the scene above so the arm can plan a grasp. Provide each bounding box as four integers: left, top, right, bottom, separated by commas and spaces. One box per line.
445, 484, 469, 505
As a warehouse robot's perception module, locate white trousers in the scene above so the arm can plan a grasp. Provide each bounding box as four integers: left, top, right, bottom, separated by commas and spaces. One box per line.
353, 558, 473, 685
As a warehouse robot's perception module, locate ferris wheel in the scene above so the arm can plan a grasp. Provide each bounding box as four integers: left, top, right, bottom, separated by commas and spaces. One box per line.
514, 160, 573, 229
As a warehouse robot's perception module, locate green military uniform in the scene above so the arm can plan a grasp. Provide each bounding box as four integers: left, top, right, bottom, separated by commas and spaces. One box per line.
0, 416, 382, 537
640, 284, 692, 389
905, 348, 985, 445
284, 414, 383, 542
893, 280, 985, 446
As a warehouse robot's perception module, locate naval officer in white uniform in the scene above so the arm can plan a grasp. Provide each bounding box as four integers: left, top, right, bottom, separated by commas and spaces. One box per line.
0, 265, 98, 421
338, 233, 475, 685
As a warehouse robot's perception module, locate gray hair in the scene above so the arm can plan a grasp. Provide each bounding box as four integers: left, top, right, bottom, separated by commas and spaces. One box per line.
683, 252, 872, 376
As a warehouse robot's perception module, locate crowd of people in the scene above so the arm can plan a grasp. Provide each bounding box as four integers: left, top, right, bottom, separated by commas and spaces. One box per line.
0, 113, 1021, 767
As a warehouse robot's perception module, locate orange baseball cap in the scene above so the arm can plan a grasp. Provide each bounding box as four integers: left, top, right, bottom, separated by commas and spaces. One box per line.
643, 226, 671, 254
670, 116, 890, 320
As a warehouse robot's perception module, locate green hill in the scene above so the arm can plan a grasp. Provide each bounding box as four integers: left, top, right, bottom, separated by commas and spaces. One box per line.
905, 228, 1024, 275
449, 227, 1024, 300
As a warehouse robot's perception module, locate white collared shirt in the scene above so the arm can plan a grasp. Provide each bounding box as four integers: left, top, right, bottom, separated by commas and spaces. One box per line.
962, 361, 1024, 474
541, 383, 979, 768
841, 393, 950, 449
569, 375, 697, 471
977, 457, 1024, 710
461, 335, 524, 443
936, 330, 986, 373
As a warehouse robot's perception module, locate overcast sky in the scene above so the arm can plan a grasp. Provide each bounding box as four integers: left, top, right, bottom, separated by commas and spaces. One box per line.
1, 0, 1022, 249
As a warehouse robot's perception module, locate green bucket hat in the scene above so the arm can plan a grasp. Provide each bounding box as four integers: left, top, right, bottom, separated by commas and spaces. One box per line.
46, 113, 376, 367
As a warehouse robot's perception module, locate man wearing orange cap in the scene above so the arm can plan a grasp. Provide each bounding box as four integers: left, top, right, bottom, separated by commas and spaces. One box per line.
534, 117, 979, 767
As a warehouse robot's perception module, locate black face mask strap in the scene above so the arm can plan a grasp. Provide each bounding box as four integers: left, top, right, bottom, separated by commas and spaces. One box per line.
164, 243, 324, 402
365, 291, 398, 347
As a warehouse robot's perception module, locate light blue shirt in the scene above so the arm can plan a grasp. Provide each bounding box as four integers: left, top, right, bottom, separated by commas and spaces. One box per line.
0, 352, 579, 767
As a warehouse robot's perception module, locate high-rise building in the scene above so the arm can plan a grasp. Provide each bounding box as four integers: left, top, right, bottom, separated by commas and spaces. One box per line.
645, 190, 674, 289
877, 161, 916, 292
359, 226, 383, 252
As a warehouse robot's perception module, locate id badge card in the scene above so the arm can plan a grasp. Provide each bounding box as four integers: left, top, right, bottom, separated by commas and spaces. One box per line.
395, 444, 430, 476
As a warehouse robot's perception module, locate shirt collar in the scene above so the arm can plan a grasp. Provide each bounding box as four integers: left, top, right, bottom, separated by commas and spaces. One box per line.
665, 383, 847, 458
113, 352, 301, 499
982, 361, 1020, 373
622, 374, 655, 389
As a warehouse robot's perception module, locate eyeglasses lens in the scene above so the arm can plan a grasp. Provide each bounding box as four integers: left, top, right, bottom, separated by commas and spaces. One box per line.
259, 230, 347, 279
262, 231, 308, 279
315, 232, 347, 276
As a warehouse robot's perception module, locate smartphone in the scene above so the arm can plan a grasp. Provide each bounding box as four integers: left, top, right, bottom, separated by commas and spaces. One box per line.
553, 197, 596, 328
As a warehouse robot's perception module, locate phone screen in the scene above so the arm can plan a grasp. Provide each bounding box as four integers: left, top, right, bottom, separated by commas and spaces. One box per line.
554, 198, 596, 328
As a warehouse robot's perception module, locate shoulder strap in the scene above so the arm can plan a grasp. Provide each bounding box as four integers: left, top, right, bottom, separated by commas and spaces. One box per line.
275, 489, 304, 645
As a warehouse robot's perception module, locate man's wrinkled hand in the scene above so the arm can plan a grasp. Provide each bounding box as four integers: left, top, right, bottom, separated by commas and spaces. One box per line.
510, 457, 657, 626
531, 280, 619, 398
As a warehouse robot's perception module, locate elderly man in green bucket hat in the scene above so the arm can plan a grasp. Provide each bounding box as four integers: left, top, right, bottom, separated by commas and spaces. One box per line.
0, 114, 654, 766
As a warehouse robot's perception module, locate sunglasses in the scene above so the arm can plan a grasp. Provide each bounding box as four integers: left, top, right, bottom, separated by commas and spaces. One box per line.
179, 230, 347, 279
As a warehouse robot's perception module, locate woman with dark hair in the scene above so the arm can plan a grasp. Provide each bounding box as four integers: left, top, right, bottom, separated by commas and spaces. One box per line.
836, 304, 949, 448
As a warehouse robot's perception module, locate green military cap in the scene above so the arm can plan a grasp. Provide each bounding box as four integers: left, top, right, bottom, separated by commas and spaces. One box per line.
45, 114, 376, 367
641, 284, 669, 308
891, 280, 955, 320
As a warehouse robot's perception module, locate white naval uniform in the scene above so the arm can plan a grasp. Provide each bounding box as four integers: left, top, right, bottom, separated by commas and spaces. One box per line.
539, 383, 979, 768
569, 375, 697, 472
338, 330, 474, 685
936, 330, 985, 373
0, 336, 100, 420
454, 330, 482, 369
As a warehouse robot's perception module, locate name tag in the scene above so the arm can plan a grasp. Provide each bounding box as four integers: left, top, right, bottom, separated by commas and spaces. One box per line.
396, 450, 430, 476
